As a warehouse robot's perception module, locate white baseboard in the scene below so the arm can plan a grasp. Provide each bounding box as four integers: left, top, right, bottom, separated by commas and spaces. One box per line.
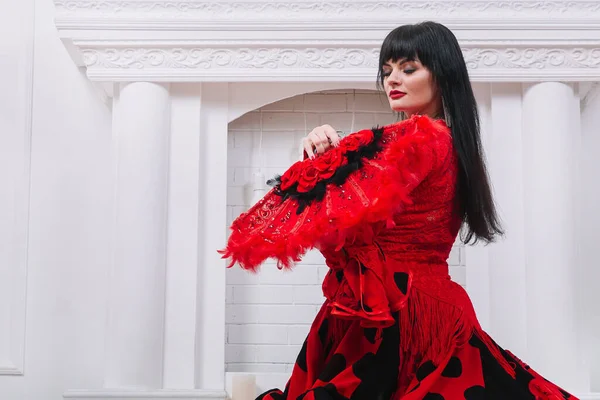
226, 373, 600, 400
62, 387, 600, 400
577, 394, 600, 400
226, 372, 289, 397
63, 390, 228, 400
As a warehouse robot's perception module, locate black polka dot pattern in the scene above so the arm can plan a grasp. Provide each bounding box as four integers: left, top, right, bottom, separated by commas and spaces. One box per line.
464, 385, 486, 399
297, 384, 345, 400
296, 340, 308, 372
318, 354, 347, 382
423, 393, 445, 400
350, 318, 400, 399
315, 384, 346, 400
441, 356, 462, 378
351, 352, 376, 380
256, 389, 284, 400
393, 272, 409, 294
318, 318, 329, 345
416, 360, 437, 381
363, 328, 377, 344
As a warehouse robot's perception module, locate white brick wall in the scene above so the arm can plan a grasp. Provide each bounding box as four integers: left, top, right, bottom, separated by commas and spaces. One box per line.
225, 89, 466, 372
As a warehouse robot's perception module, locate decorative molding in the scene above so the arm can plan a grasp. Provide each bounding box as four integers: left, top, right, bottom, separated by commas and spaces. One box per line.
81, 47, 380, 70
53, 1, 600, 20
463, 47, 600, 70
81, 46, 600, 71
75, 45, 600, 82
63, 390, 228, 400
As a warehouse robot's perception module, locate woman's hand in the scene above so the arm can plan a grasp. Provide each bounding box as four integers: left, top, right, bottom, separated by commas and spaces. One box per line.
302, 125, 341, 159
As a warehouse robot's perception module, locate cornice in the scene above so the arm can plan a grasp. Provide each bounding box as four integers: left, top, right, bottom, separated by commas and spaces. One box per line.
53, 1, 600, 85
54, 1, 600, 20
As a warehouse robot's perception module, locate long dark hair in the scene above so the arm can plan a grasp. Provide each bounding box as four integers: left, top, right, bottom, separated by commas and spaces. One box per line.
377, 21, 503, 244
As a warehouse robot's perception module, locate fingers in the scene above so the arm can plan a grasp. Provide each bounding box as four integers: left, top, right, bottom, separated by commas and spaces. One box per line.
302, 136, 315, 159
313, 131, 329, 155
322, 125, 341, 147
303, 125, 341, 159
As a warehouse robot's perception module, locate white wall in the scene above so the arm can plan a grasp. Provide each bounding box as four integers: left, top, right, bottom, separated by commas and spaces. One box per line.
580, 85, 600, 392
0, 0, 112, 398
224, 90, 465, 373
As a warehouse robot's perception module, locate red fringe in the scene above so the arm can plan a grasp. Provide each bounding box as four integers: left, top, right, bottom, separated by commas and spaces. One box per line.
398, 286, 471, 367
399, 286, 516, 378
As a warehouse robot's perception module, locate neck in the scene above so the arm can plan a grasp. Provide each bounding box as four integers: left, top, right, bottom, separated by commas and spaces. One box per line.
404, 98, 444, 120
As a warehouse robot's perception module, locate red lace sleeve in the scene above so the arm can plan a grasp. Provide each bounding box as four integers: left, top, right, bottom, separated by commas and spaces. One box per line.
218, 115, 452, 271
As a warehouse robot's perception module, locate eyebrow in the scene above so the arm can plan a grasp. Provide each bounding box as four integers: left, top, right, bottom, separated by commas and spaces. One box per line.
383, 58, 414, 67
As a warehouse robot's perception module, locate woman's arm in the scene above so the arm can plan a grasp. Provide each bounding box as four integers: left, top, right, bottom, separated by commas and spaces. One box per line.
220, 115, 452, 271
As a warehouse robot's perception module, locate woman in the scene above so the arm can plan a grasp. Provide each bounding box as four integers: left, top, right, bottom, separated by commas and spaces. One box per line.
220, 22, 577, 399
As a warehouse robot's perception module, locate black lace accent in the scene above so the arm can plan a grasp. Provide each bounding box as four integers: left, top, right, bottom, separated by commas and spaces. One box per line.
267, 127, 385, 214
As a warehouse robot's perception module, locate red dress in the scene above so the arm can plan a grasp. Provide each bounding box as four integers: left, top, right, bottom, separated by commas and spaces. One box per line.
219, 115, 577, 400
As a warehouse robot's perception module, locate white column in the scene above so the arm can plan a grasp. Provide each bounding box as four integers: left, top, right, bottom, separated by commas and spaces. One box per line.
104, 82, 170, 389
195, 83, 228, 390
158, 82, 229, 391
162, 83, 202, 389
486, 83, 528, 356
580, 85, 600, 394
465, 83, 492, 331
522, 82, 583, 391
160, 82, 229, 394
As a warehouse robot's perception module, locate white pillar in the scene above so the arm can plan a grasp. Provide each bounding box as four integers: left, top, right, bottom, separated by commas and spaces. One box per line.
522, 82, 583, 391
195, 83, 228, 390
104, 82, 170, 389
575, 83, 599, 394
465, 83, 492, 331
486, 83, 528, 356
162, 83, 202, 389
160, 82, 229, 393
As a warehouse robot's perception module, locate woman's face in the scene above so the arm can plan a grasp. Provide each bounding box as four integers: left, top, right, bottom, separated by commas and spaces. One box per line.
382, 58, 442, 118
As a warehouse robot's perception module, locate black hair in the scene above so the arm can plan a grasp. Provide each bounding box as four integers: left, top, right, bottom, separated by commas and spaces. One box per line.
377, 21, 503, 244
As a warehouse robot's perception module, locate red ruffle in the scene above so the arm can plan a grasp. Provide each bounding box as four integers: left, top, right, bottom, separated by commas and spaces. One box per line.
218, 115, 451, 271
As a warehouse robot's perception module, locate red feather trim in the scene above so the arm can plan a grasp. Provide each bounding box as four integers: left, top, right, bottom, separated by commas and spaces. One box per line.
218, 115, 451, 271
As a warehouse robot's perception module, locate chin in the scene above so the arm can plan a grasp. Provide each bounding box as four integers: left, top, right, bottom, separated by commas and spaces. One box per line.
389, 99, 407, 109
390, 105, 407, 113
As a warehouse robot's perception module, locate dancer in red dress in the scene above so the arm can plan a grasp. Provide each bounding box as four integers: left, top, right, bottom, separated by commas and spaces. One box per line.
220, 22, 577, 400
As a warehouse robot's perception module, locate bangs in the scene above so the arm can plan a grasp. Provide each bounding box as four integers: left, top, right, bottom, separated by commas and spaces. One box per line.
379, 26, 421, 66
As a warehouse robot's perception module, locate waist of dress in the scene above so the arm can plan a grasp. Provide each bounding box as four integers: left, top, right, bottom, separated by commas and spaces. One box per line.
320, 243, 452, 329
325, 244, 450, 279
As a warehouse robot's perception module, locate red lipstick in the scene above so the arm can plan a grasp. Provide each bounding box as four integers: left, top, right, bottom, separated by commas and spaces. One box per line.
389, 90, 406, 100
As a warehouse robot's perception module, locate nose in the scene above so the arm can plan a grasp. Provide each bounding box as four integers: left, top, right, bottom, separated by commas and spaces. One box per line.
386, 67, 401, 86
